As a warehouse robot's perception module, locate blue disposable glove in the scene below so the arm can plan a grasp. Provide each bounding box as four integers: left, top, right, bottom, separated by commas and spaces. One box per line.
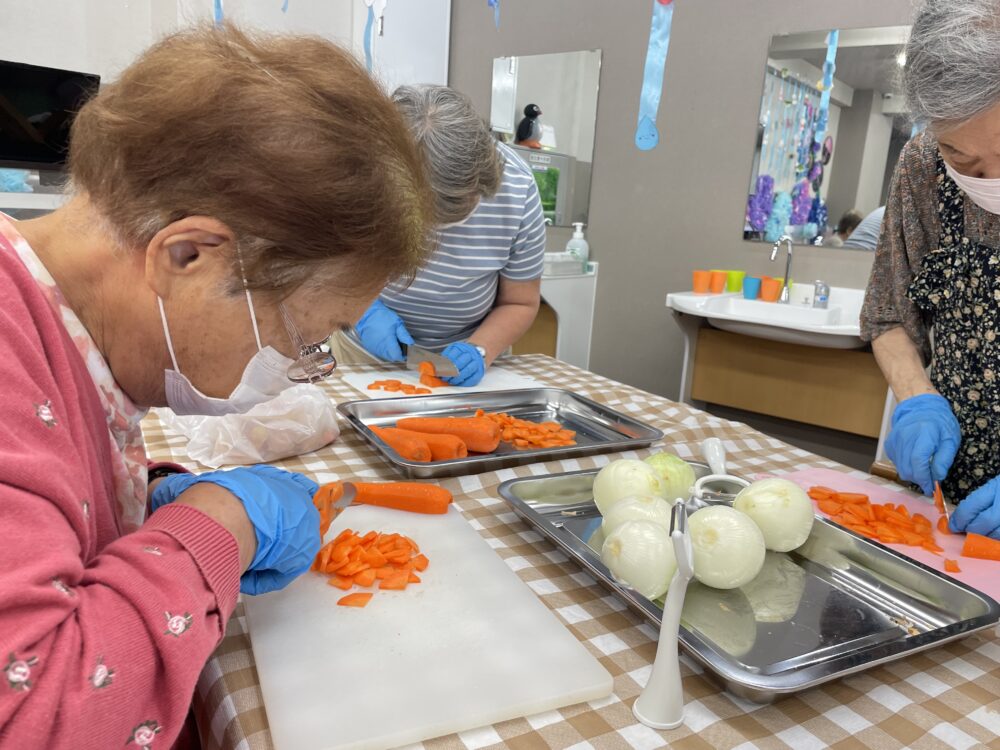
885, 393, 961, 497
952, 476, 1000, 538
355, 300, 413, 362
151, 465, 321, 595
442, 342, 486, 387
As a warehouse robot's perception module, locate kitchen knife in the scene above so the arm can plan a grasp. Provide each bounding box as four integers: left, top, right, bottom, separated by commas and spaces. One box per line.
934, 481, 951, 526
403, 344, 459, 377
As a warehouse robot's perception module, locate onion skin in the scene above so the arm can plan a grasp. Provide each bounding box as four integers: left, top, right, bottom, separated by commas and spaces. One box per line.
733, 478, 814, 552
688, 505, 765, 589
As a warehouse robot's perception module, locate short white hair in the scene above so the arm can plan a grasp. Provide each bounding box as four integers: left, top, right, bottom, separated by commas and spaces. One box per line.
905, 0, 1000, 126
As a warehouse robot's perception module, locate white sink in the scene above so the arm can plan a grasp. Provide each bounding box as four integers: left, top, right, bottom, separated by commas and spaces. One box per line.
666, 285, 865, 349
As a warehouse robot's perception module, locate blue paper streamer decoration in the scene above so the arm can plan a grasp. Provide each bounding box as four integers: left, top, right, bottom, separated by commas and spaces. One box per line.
488, 0, 500, 29
363, 4, 375, 71
764, 192, 792, 243
635, 0, 674, 151
282, 0, 289, 12
812, 30, 839, 147
213, 0, 224, 25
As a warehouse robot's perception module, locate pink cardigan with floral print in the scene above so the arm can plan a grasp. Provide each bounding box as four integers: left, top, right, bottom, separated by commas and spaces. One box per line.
0, 234, 240, 749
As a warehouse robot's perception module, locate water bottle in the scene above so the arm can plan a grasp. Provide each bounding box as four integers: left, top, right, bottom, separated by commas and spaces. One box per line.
813, 280, 830, 309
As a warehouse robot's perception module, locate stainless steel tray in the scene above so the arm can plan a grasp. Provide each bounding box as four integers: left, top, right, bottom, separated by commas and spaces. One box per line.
336, 388, 663, 478
497, 469, 1000, 703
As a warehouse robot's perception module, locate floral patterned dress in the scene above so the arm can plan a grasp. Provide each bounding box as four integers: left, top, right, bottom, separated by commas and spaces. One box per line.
0, 215, 149, 532
906, 156, 1000, 500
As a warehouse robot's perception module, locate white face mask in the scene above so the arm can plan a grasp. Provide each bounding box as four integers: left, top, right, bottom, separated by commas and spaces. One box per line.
944, 161, 1000, 215
158, 292, 297, 417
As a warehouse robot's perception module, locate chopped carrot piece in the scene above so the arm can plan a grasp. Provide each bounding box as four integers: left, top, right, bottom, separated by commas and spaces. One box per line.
408, 572, 421, 584
353, 569, 377, 587
379, 572, 409, 591
834, 492, 870, 504
937, 516, 952, 535
327, 575, 353, 590
944, 559, 961, 574
375, 566, 395, 579
412, 554, 429, 571
337, 592, 373, 607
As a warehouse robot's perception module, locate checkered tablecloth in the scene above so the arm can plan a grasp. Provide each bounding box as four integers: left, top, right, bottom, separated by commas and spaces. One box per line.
140, 355, 1000, 750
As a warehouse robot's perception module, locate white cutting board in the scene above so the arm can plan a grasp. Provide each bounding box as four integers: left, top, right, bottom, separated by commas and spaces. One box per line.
340, 366, 541, 399
245, 505, 613, 750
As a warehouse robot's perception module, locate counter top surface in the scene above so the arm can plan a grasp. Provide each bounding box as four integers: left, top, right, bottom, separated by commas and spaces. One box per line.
141, 355, 1000, 750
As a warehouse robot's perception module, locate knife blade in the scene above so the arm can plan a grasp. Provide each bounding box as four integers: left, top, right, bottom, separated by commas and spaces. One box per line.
404, 344, 459, 377
934, 481, 951, 526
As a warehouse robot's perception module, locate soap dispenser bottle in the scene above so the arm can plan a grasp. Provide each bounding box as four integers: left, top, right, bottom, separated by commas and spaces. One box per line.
565, 222, 590, 271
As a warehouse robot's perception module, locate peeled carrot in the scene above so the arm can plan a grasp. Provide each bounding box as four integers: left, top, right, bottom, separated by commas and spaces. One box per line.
420, 373, 450, 388
349, 481, 453, 515
371, 425, 432, 463
933, 482, 946, 516
944, 559, 961, 574
962, 533, 1000, 561
337, 592, 373, 608
375, 426, 468, 461
396, 416, 501, 453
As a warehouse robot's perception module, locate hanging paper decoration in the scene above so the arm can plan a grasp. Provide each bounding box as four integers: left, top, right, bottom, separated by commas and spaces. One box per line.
488, 0, 500, 30
812, 30, 839, 148
808, 194, 828, 236
764, 192, 792, 243
362, 0, 386, 72
282, 0, 289, 12
746, 175, 774, 232
635, 0, 675, 151
790, 180, 812, 225
213, 0, 224, 25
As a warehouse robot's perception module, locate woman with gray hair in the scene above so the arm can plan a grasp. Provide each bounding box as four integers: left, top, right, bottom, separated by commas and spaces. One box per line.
861, 0, 1000, 538
343, 84, 546, 387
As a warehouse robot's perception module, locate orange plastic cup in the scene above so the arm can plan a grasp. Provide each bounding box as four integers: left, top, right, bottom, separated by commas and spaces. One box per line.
692, 270, 710, 293
709, 270, 727, 294
760, 277, 782, 302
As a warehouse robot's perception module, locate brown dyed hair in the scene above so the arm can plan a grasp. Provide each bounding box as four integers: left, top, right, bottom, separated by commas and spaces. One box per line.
68, 24, 434, 295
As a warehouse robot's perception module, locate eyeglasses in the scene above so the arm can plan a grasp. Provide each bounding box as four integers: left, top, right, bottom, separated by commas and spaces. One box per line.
235, 244, 337, 384
278, 303, 338, 383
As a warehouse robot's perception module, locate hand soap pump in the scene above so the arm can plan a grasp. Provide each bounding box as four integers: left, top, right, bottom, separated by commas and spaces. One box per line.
565, 222, 590, 271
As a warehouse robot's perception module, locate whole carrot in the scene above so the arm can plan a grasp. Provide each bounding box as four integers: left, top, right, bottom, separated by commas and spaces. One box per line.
351, 482, 453, 514
376, 426, 468, 461
396, 416, 500, 453
371, 425, 432, 462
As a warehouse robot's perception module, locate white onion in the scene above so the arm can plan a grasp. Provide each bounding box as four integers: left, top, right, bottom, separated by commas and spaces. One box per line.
741, 552, 807, 622
644, 452, 696, 501
733, 478, 814, 552
592, 459, 667, 515
681, 583, 757, 657
601, 495, 672, 534
601, 520, 677, 600
688, 505, 765, 589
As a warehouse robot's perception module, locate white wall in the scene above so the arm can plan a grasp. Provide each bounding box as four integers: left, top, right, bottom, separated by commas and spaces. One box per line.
0, 0, 447, 90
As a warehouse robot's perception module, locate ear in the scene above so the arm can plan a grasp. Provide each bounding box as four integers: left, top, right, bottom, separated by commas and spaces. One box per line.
144, 216, 236, 298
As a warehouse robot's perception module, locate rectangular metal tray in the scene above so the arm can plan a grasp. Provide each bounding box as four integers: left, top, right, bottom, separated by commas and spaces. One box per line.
497, 469, 1000, 703
336, 388, 663, 478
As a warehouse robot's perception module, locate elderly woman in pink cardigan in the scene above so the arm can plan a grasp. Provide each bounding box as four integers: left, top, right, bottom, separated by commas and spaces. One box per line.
0, 25, 432, 750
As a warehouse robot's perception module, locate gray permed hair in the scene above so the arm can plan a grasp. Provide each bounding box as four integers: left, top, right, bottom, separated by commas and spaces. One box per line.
392, 84, 503, 224
904, 0, 1000, 127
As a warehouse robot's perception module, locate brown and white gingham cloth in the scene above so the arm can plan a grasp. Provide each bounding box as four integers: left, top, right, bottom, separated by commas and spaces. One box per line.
140, 355, 1000, 750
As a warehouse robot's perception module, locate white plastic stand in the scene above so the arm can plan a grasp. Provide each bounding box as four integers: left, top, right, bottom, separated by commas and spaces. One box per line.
632, 499, 694, 730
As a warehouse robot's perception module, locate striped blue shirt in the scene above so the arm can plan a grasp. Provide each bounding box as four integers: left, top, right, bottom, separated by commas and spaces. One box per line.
380, 142, 546, 350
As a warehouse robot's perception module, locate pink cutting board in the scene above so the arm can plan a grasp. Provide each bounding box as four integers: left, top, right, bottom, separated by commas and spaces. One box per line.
757, 467, 1000, 602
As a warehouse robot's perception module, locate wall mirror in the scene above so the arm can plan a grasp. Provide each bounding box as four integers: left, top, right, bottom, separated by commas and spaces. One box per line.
743, 26, 911, 250
490, 49, 601, 227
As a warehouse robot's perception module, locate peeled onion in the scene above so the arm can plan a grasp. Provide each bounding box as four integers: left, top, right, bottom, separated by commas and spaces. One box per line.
733, 478, 814, 552
601, 520, 677, 600
688, 505, 765, 589
592, 459, 667, 515
601, 495, 672, 534
741, 552, 807, 622
644, 452, 696, 501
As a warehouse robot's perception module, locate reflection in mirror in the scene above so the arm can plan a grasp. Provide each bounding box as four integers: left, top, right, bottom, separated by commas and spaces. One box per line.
743, 27, 911, 250
490, 50, 602, 226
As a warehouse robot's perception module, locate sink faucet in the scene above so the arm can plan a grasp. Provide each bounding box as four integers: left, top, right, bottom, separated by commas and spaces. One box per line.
769, 235, 794, 304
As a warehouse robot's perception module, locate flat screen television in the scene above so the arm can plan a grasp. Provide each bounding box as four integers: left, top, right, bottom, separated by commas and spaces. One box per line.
0, 59, 99, 170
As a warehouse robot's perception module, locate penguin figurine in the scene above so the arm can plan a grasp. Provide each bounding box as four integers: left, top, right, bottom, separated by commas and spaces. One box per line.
515, 103, 543, 149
